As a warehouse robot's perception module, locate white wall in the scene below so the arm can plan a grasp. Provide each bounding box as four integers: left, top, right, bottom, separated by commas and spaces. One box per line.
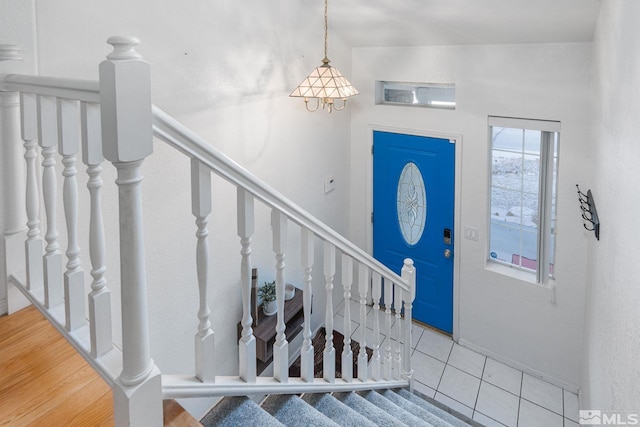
582, 0, 640, 410
0, 0, 38, 315
2, 0, 354, 417
349, 43, 592, 388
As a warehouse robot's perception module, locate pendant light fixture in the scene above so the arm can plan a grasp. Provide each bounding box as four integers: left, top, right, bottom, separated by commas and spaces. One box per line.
290, 0, 358, 113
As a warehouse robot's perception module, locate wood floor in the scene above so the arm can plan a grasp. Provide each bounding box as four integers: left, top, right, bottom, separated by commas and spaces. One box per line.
0, 305, 114, 426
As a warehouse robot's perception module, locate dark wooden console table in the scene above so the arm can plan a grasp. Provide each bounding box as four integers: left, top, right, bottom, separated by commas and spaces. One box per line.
237, 289, 304, 375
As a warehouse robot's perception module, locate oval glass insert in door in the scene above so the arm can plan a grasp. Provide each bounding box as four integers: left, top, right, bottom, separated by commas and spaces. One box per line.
397, 162, 427, 246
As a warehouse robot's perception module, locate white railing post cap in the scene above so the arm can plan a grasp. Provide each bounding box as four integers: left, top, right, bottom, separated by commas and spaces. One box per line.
106, 36, 142, 60
0, 44, 23, 61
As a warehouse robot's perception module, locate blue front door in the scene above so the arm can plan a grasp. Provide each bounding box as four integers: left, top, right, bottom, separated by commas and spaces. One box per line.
373, 131, 455, 333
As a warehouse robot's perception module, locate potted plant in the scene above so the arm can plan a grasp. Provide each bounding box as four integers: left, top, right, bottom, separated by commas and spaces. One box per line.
258, 281, 277, 316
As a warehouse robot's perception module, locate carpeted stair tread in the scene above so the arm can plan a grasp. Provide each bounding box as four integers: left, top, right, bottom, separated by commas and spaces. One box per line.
200, 396, 284, 427
262, 394, 339, 427
302, 393, 377, 427
378, 389, 457, 427
357, 390, 433, 427
395, 388, 474, 427
333, 392, 408, 427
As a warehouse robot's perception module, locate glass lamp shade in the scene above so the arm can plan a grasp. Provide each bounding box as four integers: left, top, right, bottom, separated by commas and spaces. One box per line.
290, 60, 359, 112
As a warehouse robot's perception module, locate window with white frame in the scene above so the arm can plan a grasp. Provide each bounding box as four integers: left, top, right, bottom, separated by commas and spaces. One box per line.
488, 116, 559, 284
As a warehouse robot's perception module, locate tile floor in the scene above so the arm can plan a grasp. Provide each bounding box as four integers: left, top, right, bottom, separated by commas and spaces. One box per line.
334, 301, 579, 427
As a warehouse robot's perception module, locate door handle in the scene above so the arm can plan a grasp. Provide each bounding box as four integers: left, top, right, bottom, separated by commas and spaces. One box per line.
444, 249, 452, 258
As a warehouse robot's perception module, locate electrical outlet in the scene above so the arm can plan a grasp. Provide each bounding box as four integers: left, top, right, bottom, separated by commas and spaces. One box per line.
464, 226, 479, 241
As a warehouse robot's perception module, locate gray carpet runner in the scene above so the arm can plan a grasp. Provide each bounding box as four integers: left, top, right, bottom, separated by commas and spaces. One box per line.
200, 388, 477, 427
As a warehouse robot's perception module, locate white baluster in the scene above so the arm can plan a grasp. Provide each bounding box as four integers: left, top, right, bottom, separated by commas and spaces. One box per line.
191, 159, 215, 383
271, 209, 288, 383
357, 263, 369, 381
323, 241, 336, 383
383, 278, 393, 380
401, 259, 416, 388
20, 93, 43, 290
340, 254, 353, 382
370, 271, 382, 381
100, 36, 162, 427
58, 98, 85, 332
393, 285, 403, 380
82, 102, 112, 358
38, 95, 63, 309
300, 228, 315, 382
237, 188, 255, 383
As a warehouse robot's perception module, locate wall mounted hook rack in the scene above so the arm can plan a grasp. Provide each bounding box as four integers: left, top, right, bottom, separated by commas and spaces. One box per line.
576, 184, 600, 240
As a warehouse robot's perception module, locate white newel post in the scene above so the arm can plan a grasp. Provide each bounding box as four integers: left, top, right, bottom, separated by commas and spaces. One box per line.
99, 36, 162, 427
237, 188, 256, 383
340, 254, 353, 382
193, 159, 215, 383
300, 228, 314, 382
272, 209, 289, 383
401, 259, 415, 389
323, 241, 336, 383
0, 44, 29, 314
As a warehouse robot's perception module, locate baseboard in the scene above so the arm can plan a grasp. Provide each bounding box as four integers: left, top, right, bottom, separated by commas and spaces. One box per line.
457, 338, 580, 394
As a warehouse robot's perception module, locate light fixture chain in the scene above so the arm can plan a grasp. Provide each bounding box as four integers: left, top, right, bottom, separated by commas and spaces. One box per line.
324, 0, 328, 61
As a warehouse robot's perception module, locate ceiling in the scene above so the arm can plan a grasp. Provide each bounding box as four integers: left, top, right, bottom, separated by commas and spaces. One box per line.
329, 0, 602, 48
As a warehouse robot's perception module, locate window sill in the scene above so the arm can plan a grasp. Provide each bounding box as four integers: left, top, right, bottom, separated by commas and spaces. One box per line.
485, 260, 555, 290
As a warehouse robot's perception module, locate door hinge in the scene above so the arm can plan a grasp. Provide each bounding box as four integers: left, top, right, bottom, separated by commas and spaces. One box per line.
371, 144, 374, 155
371, 212, 374, 224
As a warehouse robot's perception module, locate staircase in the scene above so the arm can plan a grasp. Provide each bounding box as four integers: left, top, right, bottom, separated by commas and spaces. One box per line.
201, 388, 476, 426
1, 36, 424, 426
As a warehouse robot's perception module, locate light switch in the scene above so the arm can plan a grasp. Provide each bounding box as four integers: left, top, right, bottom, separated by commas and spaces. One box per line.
324, 176, 335, 194
464, 226, 479, 241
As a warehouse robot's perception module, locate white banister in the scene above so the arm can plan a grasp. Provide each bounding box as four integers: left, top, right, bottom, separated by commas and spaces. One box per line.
192, 159, 215, 383
323, 241, 336, 383
58, 98, 85, 332
357, 263, 369, 382
237, 187, 256, 383
20, 92, 43, 291
340, 254, 353, 382
99, 36, 162, 427
393, 285, 403, 380
370, 271, 382, 380
383, 278, 393, 381
300, 228, 315, 382
271, 209, 289, 383
401, 259, 415, 388
82, 101, 112, 358
38, 94, 63, 309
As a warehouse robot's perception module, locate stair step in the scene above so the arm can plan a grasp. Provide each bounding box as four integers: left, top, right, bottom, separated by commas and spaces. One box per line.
378, 390, 457, 427
357, 390, 433, 427
333, 392, 408, 427
261, 394, 339, 427
302, 393, 377, 427
200, 396, 283, 427
395, 388, 475, 427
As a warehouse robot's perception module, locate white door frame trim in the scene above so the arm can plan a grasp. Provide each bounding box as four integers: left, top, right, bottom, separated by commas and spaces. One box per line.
366, 124, 463, 341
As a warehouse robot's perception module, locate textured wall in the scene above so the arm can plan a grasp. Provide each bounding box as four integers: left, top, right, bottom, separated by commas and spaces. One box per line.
350, 43, 592, 388
582, 0, 640, 411
3, 0, 354, 417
